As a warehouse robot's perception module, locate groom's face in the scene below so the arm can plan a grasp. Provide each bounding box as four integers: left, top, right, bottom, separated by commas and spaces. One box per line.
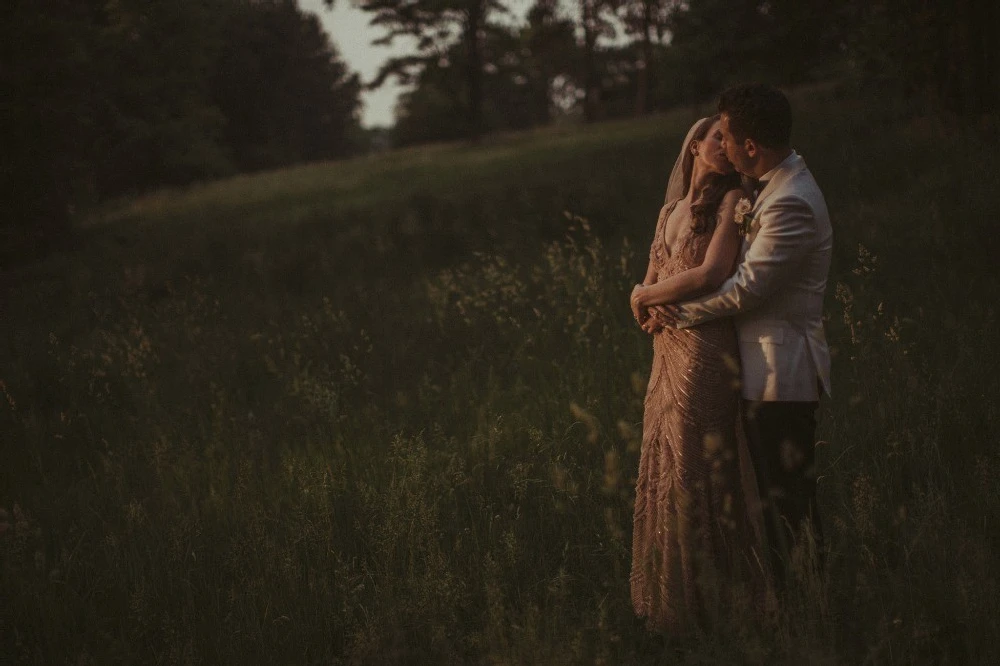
720, 114, 753, 175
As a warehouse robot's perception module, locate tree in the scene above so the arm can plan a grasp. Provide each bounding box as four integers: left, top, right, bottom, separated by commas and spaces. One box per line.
390, 19, 555, 144
848, 0, 999, 114
94, 0, 233, 194
578, 0, 620, 122
521, 0, 578, 125
339, 0, 508, 139
214, 0, 362, 171
619, 0, 675, 115
392, 52, 471, 144
1, 0, 102, 247
655, 0, 848, 105
2, 0, 365, 258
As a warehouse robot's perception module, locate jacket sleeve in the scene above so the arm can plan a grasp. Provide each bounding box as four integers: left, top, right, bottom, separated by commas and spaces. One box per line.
675, 195, 816, 328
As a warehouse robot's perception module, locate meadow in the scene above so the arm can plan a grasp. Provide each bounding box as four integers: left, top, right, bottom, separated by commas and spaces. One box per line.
2, 83, 999, 664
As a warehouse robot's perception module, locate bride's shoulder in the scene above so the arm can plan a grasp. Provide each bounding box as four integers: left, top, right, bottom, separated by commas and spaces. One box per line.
720, 187, 748, 209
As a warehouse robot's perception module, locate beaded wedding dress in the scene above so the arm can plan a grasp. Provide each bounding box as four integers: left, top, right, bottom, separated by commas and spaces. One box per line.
630, 199, 768, 633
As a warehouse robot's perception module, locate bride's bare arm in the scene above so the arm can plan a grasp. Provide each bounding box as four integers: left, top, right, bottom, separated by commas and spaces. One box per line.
642, 258, 658, 287
633, 190, 743, 309
632, 256, 658, 323
630, 203, 671, 323
642, 203, 672, 286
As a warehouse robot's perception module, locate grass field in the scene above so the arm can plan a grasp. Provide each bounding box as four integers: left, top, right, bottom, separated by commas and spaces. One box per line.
2, 83, 1000, 664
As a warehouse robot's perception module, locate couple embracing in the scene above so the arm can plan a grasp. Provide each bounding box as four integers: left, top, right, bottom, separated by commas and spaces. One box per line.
628, 84, 833, 632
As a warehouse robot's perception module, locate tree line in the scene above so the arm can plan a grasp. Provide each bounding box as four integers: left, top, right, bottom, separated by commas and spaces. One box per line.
360, 0, 997, 145
3, 0, 363, 250
3, 0, 997, 252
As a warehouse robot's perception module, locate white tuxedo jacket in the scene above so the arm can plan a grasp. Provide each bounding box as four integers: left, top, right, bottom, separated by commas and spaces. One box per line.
676, 152, 833, 402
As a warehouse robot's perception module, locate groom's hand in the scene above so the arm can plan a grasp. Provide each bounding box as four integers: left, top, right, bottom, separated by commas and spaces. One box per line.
650, 305, 683, 328
641, 307, 665, 334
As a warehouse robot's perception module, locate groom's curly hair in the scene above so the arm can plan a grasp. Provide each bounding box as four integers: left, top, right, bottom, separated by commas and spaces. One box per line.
718, 84, 792, 149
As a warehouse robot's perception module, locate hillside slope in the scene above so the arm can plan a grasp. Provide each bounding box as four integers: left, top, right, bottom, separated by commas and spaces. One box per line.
3, 84, 999, 664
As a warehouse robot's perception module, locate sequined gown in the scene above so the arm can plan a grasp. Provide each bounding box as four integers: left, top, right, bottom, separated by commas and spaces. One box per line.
630, 200, 767, 633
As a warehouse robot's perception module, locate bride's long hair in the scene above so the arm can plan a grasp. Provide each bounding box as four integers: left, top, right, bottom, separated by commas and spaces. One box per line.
680, 115, 743, 235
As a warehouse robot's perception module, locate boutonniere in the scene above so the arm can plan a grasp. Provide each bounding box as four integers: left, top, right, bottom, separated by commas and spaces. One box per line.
734, 197, 755, 236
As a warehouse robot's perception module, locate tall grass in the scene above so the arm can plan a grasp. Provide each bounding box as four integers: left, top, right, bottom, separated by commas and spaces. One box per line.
2, 84, 999, 664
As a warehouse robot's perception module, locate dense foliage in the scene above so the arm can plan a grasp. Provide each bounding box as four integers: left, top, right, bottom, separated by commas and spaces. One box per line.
378, 0, 998, 144
1, 0, 362, 255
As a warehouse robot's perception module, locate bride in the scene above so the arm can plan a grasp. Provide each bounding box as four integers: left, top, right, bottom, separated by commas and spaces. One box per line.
628, 115, 768, 633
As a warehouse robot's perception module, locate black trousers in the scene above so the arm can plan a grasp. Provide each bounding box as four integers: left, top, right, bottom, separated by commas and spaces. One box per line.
743, 400, 823, 581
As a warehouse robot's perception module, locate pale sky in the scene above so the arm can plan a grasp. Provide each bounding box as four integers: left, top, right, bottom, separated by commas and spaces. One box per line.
299, 0, 536, 128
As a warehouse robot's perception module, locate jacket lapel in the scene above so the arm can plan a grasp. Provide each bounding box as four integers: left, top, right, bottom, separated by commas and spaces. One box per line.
751, 152, 807, 215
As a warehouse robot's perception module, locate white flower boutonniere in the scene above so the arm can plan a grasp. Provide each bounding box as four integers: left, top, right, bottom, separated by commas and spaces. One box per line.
734, 197, 754, 236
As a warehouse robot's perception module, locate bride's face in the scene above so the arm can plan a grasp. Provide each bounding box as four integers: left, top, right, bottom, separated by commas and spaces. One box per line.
696, 119, 735, 175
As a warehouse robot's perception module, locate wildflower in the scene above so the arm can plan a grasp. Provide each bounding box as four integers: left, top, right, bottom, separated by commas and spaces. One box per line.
602, 450, 621, 495
569, 402, 600, 444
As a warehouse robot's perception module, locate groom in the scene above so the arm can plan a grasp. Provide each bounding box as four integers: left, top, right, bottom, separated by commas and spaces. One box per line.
662, 84, 833, 581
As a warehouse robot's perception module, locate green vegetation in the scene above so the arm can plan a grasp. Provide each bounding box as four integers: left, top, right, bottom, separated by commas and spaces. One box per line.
2, 85, 999, 664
